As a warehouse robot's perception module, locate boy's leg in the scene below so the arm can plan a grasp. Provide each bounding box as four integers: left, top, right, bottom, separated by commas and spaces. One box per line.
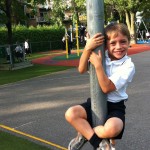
65, 104, 102, 149
93, 118, 123, 150
94, 117, 124, 139
65, 105, 94, 140
94, 101, 126, 148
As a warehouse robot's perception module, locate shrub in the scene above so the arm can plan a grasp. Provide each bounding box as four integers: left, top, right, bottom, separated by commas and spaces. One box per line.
0, 25, 65, 52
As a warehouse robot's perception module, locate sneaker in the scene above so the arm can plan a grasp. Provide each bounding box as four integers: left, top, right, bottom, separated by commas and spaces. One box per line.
109, 139, 115, 150
68, 134, 87, 150
97, 139, 111, 150
110, 142, 115, 150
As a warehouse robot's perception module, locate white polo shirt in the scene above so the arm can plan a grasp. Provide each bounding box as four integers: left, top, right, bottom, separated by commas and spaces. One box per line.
105, 51, 135, 103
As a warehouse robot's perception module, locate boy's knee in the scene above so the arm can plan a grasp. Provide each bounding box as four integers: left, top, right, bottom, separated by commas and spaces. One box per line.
65, 105, 85, 123
105, 124, 123, 138
103, 118, 123, 138
65, 106, 78, 123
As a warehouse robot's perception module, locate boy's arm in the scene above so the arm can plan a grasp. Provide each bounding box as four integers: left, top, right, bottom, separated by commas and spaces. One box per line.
89, 51, 116, 93
78, 49, 91, 73
95, 63, 116, 93
78, 33, 104, 74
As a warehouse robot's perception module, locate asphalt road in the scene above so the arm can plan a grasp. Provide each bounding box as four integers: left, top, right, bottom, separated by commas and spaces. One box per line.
0, 51, 150, 150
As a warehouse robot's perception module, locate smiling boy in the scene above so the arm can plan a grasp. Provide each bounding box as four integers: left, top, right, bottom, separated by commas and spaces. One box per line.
65, 23, 135, 150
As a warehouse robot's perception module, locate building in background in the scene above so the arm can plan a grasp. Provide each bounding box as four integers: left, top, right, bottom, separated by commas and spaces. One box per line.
24, 0, 53, 26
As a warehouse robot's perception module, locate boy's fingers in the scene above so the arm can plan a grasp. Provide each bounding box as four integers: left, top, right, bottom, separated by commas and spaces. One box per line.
94, 33, 102, 38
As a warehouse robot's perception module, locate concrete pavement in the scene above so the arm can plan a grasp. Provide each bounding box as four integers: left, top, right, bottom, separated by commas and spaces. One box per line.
1, 50, 150, 150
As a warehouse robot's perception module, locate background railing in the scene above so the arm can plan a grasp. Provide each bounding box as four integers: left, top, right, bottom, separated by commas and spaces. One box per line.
0, 39, 85, 70
0, 40, 63, 65
30, 40, 62, 52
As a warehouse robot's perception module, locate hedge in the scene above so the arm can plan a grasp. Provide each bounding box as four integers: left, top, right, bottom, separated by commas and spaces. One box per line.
0, 25, 65, 52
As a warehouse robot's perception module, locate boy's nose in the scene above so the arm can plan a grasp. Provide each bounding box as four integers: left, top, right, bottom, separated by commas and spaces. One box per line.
116, 42, 122, 49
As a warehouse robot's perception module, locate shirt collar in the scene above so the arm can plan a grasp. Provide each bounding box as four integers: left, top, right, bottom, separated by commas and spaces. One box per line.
105, 50, 128, 65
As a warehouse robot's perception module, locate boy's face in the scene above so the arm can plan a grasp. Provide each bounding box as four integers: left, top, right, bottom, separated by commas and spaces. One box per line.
106, 33, 130, 61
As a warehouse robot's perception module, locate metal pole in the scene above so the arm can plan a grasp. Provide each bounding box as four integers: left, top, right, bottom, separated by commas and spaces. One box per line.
86, 0, 107, 133
65, 28, 69, 59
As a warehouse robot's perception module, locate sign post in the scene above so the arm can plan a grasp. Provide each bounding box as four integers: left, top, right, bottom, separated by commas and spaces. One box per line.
65, 28, 69, 59
86, 0, 107, 136
76, 20, 80, 56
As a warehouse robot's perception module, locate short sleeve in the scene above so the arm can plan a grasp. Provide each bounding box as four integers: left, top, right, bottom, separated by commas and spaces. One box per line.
109, 61, 135, 90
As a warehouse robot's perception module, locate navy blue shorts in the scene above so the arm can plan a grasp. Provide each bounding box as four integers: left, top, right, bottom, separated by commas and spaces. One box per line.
80, 98, 126, 139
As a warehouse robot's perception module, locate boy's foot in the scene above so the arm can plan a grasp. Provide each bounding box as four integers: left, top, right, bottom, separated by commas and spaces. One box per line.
68, 134, 87, 150
97, 139, 111, 150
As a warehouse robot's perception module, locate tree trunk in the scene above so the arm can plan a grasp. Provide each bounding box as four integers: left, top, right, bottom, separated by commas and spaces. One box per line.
125, 10, 136, 44
125, 11, 130, 31
6, 0, 12, 45
130, 12, 136, 44
6, 0, 13, 65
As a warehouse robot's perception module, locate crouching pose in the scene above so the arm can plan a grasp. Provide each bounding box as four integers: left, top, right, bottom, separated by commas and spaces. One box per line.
65, 23, 135, 150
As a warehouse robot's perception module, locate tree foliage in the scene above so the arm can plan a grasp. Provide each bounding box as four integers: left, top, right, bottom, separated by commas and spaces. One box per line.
104, 0, 150, 43
0, 0, 46, 44
1, 0, 149, 45
49, 0, 65, 26
51, 0, 86, 26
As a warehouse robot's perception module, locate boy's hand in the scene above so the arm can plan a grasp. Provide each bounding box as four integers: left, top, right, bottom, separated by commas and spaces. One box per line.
84, 33, 104, 52
89, 50, 103, 69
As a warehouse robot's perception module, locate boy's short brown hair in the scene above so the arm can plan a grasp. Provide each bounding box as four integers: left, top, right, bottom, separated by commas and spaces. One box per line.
104, 23, 131, 42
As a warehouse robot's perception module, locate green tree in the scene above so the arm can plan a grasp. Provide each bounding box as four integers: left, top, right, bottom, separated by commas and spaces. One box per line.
0, 0, 46, 45
71, 0, 86, 25
51, 0, 86, 26
104, 0, 150, 43
49, 0, 65, 26
0, 0, 13, 44
0, 0, 46, 66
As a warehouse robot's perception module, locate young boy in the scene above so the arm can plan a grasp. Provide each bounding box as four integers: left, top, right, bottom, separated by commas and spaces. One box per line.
65, 23, 135, 150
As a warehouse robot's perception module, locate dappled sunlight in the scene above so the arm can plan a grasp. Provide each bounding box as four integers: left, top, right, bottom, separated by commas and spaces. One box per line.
19, 83, 90, 100
37, 83, 89, 92
0, 84, 90, 116
0, 100, 76, 116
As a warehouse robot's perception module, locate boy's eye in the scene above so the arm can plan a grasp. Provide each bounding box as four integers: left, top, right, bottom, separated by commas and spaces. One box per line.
110, 42, 116, 45
121, 40, 126, 43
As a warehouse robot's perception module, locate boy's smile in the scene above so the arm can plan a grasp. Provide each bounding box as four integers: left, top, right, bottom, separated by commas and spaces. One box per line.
106, 33, 130, 61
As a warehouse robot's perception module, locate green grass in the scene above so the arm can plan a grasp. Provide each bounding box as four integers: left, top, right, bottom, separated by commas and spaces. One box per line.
0, 131, 51, 150
0, 64, 72, 85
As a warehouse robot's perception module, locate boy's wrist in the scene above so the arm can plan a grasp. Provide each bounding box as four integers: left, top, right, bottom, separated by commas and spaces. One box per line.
94, 63, 103, 70
84, 46, 92, 52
